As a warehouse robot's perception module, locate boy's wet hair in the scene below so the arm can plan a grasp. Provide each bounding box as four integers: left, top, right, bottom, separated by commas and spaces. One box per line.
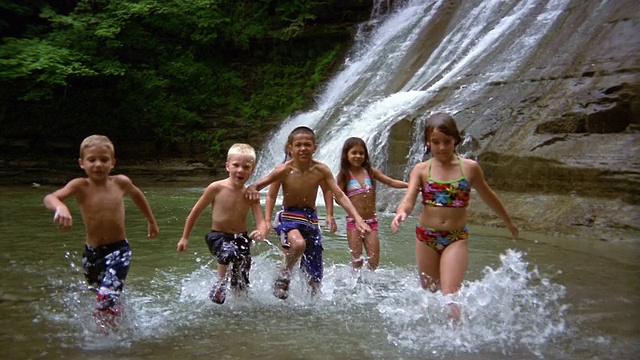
80, 135, 115, 158
287, 125, 315, 144
227, 143, 256, 162
283, 125, 315, 162
424, 112, 462, 154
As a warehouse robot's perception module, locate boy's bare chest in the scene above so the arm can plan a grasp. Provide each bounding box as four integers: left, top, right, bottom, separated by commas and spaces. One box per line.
283, 168, 322, 186
216, 190, 250, 212
81, 186, 123, 210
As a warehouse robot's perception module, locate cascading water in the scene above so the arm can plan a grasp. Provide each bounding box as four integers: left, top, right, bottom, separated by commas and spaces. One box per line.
254, 0, 571, 209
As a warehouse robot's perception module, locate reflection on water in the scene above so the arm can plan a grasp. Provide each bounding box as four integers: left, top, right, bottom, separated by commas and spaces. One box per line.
1, 185, 638, 359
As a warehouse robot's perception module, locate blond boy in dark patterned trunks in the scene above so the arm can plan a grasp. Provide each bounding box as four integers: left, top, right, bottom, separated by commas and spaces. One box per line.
43, 135, 159, 317
177, 143, 268, 304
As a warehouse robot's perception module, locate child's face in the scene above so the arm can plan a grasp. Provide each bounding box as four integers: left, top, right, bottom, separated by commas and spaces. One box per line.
347, 145, 366, 167
78, 145, 115, 180
428, 128, 456, 157
226, 154, 255, 185
287, 134, 316, 161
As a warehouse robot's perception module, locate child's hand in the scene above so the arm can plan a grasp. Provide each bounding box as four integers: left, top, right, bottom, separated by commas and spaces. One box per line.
249, 229, 264, 242
355, 219, 372, 235
391, 212, 406, 233
176, 238, 188, 252
325, 216, 337, 234
506, 220, 519, 239
244, 185, 260, 201
148, 222, 159, 238
53, 206, 72, 230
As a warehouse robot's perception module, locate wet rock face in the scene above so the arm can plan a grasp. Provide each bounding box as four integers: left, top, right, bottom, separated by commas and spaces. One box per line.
386, 0, 640, 205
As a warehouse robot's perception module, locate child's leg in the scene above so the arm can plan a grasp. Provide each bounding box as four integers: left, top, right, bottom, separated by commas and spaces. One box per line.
282, 229, 306, 271
346, 230, 365, 268
363, 231, 380, 270
83, 241, 131, 312
82, 245, 103, 290
440, 240, 468, 322
230, 255, 251, 293
300, 230, 323, 296
210, 263, 229, 304
216, 263, 228, 281
415, 239, 441, 291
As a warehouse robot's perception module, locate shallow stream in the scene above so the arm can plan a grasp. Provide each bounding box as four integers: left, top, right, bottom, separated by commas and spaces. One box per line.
0, 185, 638, 359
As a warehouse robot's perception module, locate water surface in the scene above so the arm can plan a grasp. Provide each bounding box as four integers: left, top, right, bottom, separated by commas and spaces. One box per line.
0, 185, 638, 359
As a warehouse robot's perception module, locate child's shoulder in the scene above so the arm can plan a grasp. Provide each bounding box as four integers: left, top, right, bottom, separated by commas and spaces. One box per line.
60, 177, 90, 191
459, 157, 481, 174
205, 178, 229, 190
310, 159, 331, 171
413, 160, 430, 171
459, 157, 479, 168
110, 174, 132, 182
109, 174, 135, 189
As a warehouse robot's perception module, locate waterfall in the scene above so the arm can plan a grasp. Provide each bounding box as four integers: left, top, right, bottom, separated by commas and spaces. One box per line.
254, 0, 572, 208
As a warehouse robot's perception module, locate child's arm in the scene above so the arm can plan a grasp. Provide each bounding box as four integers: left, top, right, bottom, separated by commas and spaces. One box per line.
249, 200, 268, 241
245, 164, 285, 201
391, 163, 424, 232
43, 178, 83, 230
177, 183, 217, 252
321, 182, 337, 233
120, 175, 159, 238
466, 160, 519, 238
372, 168, 409, 189
264, 181, 281, 234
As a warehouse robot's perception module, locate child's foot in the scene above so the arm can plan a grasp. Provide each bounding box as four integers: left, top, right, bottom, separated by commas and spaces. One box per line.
230, 281, 248, 299
93, 303, 122, 335
308, 279, 321, 299
447, 302, 462, 326
273, 274, 290, 300
95, 292, 117, 311
209, 281, 227, 304
230, 271, 248, 296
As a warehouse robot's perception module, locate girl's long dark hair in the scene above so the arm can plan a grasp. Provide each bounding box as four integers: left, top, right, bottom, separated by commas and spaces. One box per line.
337, 137, 375, 193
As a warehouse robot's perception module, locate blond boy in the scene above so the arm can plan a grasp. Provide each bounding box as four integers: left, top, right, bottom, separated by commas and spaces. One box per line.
177, 143, 268, 304
43, 135, 159, 314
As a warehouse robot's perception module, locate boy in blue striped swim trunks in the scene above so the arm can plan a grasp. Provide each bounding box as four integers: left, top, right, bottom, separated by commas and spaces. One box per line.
245, 126, 370, 299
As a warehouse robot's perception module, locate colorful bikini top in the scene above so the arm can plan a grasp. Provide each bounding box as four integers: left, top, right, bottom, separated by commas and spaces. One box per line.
421, 158, 471, 208
346, 169, 373, 197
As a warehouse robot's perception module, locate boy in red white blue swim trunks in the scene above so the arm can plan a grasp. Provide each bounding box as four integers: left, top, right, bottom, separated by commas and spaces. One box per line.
245, 126, 371, 300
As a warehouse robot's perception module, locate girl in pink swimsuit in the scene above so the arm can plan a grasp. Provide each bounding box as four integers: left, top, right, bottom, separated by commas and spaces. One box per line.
391, 113, 519, 322
336, 137, 408, 270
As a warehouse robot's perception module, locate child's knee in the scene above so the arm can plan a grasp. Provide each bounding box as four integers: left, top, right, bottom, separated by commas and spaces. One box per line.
288, 236, 306, 250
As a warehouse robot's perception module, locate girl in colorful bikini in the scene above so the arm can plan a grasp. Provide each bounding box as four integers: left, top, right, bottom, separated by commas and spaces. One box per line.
391, 113, 518, 320
336, 137, 408, 270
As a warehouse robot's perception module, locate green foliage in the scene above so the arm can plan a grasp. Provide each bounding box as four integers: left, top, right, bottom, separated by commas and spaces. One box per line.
0, 0, 350, 158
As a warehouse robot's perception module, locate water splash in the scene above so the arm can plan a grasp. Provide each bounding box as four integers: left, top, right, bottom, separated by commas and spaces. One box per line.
34, 248, 567, 357
378, 249, 568, 357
